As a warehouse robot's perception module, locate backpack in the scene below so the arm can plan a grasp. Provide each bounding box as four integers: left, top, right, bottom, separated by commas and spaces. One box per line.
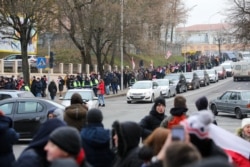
167, 115, 187, 129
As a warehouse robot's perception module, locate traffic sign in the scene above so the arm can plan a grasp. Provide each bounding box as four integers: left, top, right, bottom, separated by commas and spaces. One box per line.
36, 57, 46, 69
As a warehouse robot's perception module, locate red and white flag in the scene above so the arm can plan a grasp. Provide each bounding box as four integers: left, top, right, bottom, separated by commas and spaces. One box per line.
131, 57, 135, 70
165, 50, 172, 59
209, 124, 250, 166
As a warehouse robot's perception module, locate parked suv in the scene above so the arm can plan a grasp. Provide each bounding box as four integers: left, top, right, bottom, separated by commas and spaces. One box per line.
194, 70, 210, 86
164, 73, 187, 93
3, 54, 37, 68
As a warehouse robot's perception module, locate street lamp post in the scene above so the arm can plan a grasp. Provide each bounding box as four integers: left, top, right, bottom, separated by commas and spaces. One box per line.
120, 0, 124, 91
208, 12, 220, 56
44, 32, 54, 83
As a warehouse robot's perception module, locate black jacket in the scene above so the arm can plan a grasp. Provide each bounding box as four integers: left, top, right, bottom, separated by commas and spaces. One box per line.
112, 121, 143, 167
139, 107, 166, 140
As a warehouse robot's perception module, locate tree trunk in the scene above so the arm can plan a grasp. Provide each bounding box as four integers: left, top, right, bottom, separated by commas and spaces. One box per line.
20, 37, 30, 87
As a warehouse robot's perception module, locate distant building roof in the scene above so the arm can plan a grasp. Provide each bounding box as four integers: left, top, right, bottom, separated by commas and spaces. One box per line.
176, 23, 231, 32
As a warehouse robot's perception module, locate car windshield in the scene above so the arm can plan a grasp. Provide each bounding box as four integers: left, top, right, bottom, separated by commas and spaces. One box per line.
132, 82, 152, 89
195, 71, 203, 77
241, 91, 250, 100
156, 80, 169, 86
222, 65, 231, 69
164, 75, 179, 80
17, 92, 35, 98
184, 73, 193, 79
206, 70, 215, 74
64, 91, 92, 100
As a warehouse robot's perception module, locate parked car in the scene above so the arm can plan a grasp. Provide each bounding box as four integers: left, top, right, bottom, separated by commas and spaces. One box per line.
213, 66, 227, 79
0, 98, 65, 139
209, 90, 250, 119
222, 51, 237, 62
164, 73, 187, 93
126, 80, 161, 103
3, 54, 38, 68
221, 62, 233, 77
154, 79, 176, 98
194, 70, 210, 86
0, 90, 34, 100
183, 72, 200, 90
206, 69, 219, 83
60, 89, 98, 109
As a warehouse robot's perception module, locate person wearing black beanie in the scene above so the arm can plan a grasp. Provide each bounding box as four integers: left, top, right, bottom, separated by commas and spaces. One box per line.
81, 108, 115, 167
139, 97, 167, 140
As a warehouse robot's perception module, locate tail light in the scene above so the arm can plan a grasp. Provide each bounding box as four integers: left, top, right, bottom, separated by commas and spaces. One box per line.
247, 103, 250, 108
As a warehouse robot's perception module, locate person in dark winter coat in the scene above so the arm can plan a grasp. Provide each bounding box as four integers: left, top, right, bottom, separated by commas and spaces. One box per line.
111, 121, 143, 167
195, 96, 217, 125
31, 76, 36, 96
35, 77, 43, 97
64, 93, 88, 131
0, 111, 19, 167
14, 119, 66, 167
80, 108, 115, 167
160, 96, 187, 129
48, 80, 58, 101
139, 97, 167, 140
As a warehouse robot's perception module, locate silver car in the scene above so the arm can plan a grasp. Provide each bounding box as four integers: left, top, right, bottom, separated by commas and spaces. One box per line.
60, 89, 98, 109
154, 79, 176, 98
209, 90, 250, 119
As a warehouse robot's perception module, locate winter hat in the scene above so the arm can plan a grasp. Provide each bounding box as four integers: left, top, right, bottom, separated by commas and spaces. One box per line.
181, 111, 214, 139
241, 118, 250, 128
195, 96, 208, 111
154, 97, 166, 108
87, 108, 103, 123
174, 96, 187, 108
49, 127, 81, 156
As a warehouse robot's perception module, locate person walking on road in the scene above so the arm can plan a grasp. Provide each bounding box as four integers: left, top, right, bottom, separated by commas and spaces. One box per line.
97, 79, 105, 107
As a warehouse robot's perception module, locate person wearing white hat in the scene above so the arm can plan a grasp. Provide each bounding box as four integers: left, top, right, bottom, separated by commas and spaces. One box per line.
237, 118, 250, 142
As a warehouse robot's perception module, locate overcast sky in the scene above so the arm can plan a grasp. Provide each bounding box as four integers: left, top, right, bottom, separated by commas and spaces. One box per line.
184, 0, 229, 26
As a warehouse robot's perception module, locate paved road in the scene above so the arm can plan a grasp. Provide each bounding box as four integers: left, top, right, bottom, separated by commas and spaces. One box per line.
14, 77, 250, 158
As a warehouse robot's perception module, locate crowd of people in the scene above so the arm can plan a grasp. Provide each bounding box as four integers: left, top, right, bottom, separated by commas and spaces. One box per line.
0, 91, 250, 167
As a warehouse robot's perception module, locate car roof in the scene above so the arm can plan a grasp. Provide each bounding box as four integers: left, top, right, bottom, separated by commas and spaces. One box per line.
227, 90, 250, 92
67, 89, 93, 92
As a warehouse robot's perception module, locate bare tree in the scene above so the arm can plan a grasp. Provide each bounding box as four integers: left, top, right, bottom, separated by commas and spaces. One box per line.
0, 0, 53, 86
227, 0, 250, 43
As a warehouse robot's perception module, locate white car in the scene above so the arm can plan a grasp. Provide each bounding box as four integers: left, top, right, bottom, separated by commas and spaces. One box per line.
61, 89, 98, 109
154, 79, 176, 98
206, 69, 219, 83
126, 80, 161, 104
3, 54, 38, 68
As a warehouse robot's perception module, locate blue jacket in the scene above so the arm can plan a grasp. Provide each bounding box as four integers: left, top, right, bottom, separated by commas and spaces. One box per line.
80, 123, 115, 167
0, 116, 19, 167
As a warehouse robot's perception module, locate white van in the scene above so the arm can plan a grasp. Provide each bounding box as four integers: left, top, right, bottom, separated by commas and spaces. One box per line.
232, 61, 250, 81
238, 51, 250, 62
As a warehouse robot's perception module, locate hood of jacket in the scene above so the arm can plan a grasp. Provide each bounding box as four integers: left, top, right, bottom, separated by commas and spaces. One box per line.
0, 116, 13, 132
170, 107, 188, 116
81, 123, 110, 148
65, 104, 87, 120
112, 121, 141, 157
27, 119, 66, 154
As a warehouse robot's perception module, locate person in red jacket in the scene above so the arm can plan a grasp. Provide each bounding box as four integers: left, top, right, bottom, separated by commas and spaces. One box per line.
97, 79, 105, 107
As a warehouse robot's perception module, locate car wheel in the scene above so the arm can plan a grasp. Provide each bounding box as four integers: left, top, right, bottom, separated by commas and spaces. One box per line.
151, 94, 155, 103
127, 101, 131, 104
211, 104, 218, 116
235, 108, 243, 119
